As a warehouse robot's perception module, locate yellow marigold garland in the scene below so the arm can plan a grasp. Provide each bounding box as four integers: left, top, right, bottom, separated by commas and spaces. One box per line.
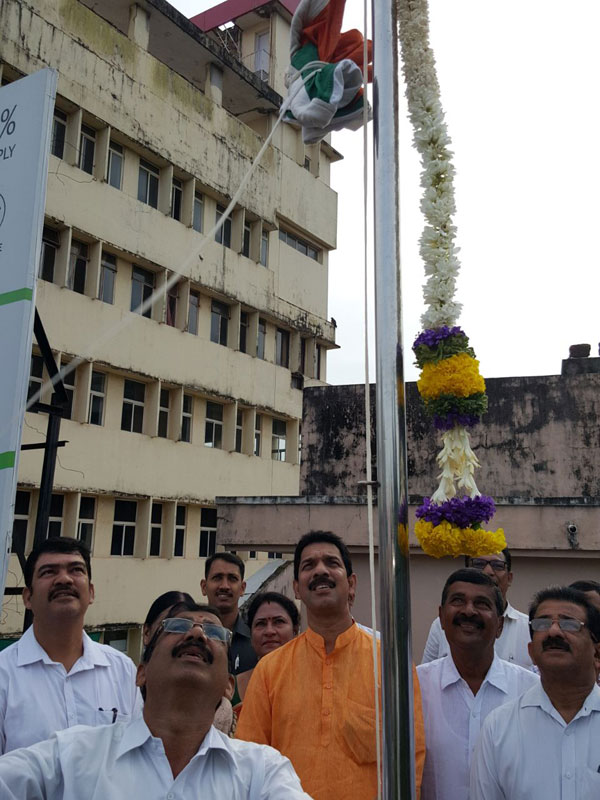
417, 353, 485, 400
415, 520, 507, 559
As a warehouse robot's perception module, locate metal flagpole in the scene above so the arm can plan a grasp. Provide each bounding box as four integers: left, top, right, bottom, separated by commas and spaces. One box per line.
371, 0, 416, 797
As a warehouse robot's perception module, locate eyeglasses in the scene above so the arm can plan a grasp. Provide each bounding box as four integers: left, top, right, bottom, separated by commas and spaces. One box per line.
160, 617, 232, 645
469, 558, 507, 573
530, 617, 586, 634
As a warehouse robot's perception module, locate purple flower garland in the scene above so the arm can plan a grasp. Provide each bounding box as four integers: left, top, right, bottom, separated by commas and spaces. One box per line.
416, 495, 496, 528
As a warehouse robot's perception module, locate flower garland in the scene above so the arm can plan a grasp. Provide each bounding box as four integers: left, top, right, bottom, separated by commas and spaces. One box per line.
398, 0, 506, 558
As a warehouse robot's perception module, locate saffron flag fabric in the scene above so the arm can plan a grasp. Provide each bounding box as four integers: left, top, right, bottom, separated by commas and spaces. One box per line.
285, 0, 372, 143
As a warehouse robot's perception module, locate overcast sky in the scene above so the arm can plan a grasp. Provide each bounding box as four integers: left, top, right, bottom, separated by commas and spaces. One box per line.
172, 0, 600, 385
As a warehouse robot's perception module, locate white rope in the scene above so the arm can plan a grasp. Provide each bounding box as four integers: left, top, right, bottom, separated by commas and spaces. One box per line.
359, 2, 382, 797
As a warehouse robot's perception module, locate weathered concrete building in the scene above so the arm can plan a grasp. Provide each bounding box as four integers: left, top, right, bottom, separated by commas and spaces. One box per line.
218, 354, 600, 658
1, 0, 339, 652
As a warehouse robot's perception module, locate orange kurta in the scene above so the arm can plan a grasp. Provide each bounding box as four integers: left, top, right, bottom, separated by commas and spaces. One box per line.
236, 623, 425, 800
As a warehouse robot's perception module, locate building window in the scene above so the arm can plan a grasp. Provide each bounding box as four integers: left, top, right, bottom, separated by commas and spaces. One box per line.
199, 508, 217, 558
268, 552, 277, 559
257, 319, 266, 360
210, 300, 228, 346
38, 227, 59, 283
150, 503, 162, 557
11, 490, 30, 555
260, 230, 269, 267
193, 192, 204, 233
235, 410, 243, 453
48, 494, 64, 538
254, 414, 262, 456
242, 222, 251, 257
272, 419, 287, 462
279, 229, 319, 261
171, 178, 182, 221
138, 159, 159, 208
107, 141, 123, 189
88, 370, 106, 426
68, 240, 88, 295
28, 354, 44, 412
276, 328, 290, 368
166, 282, 178, 328
239, 311, 249, 353
249, 551, 257, 559
204, 402, 223, 448
51, 109, 66, 159
181, 394, 193, 443
304, 156, 311, 171
254, 31, 270, 81
215, 204, 232, 248
188, 291, 199, 335
79, 124, 95, 174
103, 629, 128, 653
61, 358, 75, 420
315, 344, 323, 379
121, 379, 145, 433
158, 388, 170, 438
174, 505, 186, 557
131, 266, 155, 318
99, 252, 116, 304
77, 496, 95, 550
111, 500, 136, 556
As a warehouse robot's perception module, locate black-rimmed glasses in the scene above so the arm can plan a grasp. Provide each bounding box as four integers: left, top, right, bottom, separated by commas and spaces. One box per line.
160, 617, 232, 645
470, 558, 507, 573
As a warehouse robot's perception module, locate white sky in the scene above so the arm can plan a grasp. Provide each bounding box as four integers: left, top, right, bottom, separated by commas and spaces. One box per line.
171, 0, 600, 385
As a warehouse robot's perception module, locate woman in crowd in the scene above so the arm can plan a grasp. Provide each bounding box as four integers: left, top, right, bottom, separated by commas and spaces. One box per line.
235, 591, 300, 709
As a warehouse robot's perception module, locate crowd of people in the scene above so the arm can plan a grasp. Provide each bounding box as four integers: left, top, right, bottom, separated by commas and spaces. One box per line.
0, 533, 598, 798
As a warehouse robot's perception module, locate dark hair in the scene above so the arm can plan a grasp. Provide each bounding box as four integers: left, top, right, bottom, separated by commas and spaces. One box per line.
205, 552, 245, 580
144, 591, 195, 629
246, 592, 300, 631
24, 537, 92, 589
465, 547, 512, 572
569, 580, 600, 598
142, 601, 223, 664
293, 531, 352, 580
441, 568, 504, 616
529, 585, 600, 643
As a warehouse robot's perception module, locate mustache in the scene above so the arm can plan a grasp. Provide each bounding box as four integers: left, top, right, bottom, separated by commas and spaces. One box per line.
171, 640, 213, 664
452, 614, 484, 629
542, 636, 571, 652
49, 586, 78, 600
308, 576, 335, 591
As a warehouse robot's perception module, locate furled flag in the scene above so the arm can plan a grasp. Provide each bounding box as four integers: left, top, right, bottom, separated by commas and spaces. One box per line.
285, 0, 372, 143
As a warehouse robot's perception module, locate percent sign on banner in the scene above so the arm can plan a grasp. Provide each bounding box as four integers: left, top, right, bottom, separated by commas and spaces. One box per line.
0, 104, 17, 136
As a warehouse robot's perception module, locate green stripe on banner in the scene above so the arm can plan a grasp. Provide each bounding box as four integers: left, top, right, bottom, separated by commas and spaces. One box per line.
0, 288, 33, 306
0, 452, 16, 470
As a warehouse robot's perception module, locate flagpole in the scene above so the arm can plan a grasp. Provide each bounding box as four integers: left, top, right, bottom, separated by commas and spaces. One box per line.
371, 0, 415, 797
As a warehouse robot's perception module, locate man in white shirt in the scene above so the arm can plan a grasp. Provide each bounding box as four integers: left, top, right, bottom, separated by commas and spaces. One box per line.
0, 602, 311, 799
471, 585, 600, 799
0, 537, 141, 753
421, 547, 533, 669
417, 568, 538, 800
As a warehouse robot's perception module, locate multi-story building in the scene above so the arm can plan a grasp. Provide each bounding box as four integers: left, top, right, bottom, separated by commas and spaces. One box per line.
0, 0, 338, 655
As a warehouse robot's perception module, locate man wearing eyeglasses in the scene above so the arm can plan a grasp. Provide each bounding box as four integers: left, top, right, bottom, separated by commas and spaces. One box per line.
421, 548, 534, 669
471, 585, 600, 799
0, 601, 312, 799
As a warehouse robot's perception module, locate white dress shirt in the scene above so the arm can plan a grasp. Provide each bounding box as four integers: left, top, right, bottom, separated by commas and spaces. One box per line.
421, 603, 534, 669
417, 653, 538, 800
0, 626, 142, 753
471, 682, 600, 800
0, 716, 313, 799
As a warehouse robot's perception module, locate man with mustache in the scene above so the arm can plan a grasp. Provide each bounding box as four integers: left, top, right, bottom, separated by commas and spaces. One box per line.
471, 585, 600, 799
0, 602, 311, 798
0, 537, 140, 753
236, 530, 426, 799
422, 548, 533, 669
417, 568, 538, 800
201, 552, 257, 676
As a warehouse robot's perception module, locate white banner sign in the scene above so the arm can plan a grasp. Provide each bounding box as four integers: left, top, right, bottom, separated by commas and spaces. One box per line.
0, 69, 57, 601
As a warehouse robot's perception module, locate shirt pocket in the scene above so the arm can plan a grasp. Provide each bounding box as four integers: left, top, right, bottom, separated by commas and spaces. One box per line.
95, 708, 131, 726
583, 768, 600, 793
340, 697, 376, 765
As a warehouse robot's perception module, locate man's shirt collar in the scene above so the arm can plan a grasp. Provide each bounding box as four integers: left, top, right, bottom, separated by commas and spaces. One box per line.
504, 601, 520, 621
441, 651, 509, 693
521, 681, 600, 722
17, 626, 111, 669
232, 612, 251, 639
115, 717, 235, 763
305, 620, 359, 654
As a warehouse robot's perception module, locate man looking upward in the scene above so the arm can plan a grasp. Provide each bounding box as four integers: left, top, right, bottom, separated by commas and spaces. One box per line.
236, 530, 425, 799
471, 586, 600, 799
422, 548, 533, 669
417, 569, 538, 800
201, 552, 256, 675
0, 602, 311, 798
0, 537, 140, 754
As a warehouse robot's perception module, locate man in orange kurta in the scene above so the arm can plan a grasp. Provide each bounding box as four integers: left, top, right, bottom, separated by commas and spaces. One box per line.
236, 531, 425, 799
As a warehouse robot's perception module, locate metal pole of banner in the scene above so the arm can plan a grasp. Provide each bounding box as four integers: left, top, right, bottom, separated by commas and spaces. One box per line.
372, 0, 415, 798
